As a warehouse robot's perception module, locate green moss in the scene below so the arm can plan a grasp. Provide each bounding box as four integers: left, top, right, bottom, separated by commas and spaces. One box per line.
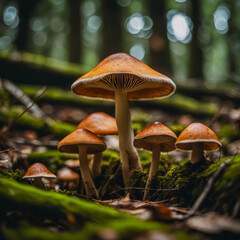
157, 94, 218, 116
217, 124, 240, 144
48, 121, 76, 136
27, 150, 78, 173
169, 124, 185, 136
0, 177, 183, 240
0, 51, 90, 76
0, 107, 45, 129
20, 85, 112, 106
0, 169, 24, 182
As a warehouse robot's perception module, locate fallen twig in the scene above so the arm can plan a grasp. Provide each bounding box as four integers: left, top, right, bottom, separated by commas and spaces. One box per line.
2, 79, 47, 119
185, 159, 231, 218
100, 164, 122, 199
3, 86, 48, 134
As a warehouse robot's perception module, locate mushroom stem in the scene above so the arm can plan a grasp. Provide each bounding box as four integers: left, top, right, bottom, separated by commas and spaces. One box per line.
34, 178, 44, 189
92, 152, 102, 178
143, 144, 161, 201
78, 145, 99, 198
115, 91, 141, 186
191, 142, 204, 164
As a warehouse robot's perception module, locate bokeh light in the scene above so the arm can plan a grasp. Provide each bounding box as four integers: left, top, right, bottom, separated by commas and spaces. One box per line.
167, 11, 192, 44
87, 15, 102, 33
3, 6, 19, 28
125, 13, 153, 39
129, 44, 145, 60
214, 5, 230, 34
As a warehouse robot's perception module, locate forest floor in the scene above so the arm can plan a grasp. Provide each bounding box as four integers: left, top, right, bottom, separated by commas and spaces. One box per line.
0, 79, 240, 240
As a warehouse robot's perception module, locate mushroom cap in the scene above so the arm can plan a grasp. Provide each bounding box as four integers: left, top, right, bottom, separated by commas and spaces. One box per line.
64, 159, 80, 169
58, 128, 106, 154
77, 112, 118, 136
57, 167, 79, 182
176, 123, 222, 152
72, 53, 176, 100
23, 163, 56, 179
134, 122, 177, 152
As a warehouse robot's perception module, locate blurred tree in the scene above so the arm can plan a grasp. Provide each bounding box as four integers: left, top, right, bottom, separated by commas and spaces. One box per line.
14, 0, 40, 51
148, 0, 172, 75
68, 0, 82, 63
188, 0, 204, 79
101, 0, 123, 59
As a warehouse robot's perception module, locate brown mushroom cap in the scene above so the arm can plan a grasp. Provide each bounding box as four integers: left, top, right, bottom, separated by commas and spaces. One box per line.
134, 122, 177, 152
77, 112, 118, 136
71, 53, 176, 100
23, 163, 56, 179
176, 123, 222, 151
58, 129, 106, 154
57, 168, 79, 182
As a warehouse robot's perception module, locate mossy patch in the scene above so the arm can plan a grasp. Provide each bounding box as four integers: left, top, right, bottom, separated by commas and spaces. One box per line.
27, 150, 78, 173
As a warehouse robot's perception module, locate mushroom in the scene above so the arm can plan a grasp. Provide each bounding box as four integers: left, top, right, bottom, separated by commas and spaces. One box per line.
134, 122, 177, 200
22, 162, 56, 188
57, 167, 80, 190
58, 128, 106, 198
72, 53, 176, 185
176, 123, 222, 164
77, 112, 118, 178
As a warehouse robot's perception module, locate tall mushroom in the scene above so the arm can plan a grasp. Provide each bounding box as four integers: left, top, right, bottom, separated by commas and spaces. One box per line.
58, 129, 106, 198
134, 122, 177, 200
176, 123, 222, 164
22, 162, 56, 188
72, 53, 176, 185
77, 112, 118, 178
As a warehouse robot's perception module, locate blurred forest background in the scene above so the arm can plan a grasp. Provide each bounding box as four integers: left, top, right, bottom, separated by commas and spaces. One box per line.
0, 0, 240, 89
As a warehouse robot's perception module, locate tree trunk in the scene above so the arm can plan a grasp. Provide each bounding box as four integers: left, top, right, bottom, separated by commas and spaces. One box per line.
148, 0, 172, 75
101, 0, 123, 59
188, 0, 204, 79
15, 0, 40, 51
68, 0, 82, 63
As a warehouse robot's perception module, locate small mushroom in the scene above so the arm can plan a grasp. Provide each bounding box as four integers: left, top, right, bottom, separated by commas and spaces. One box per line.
134, 122, 177, 200
58, 129, 106, 198
22, 162, 56, 188
77, 112, 118, 178
72, 53, 176, 186
57, 167, 80, 190
176, 123, 222, 164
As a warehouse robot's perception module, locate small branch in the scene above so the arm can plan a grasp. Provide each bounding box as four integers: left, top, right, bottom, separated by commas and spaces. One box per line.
100, 164, 122, 199
3, 86, 48, 134
186, 159, 231, 218
2, 79, 46, 119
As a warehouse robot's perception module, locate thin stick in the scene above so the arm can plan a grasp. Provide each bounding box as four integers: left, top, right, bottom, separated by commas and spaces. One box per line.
186, 159, 231, 218
4, 87, 48, 133
100, 164, 121, 199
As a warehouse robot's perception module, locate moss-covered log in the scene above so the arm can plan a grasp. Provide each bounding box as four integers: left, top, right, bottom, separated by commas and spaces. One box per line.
0, 51, 89, 87
130, 155, 240, 215
19, 85, 218, 117
0, 177, 190, 240
0, 106, 76, 137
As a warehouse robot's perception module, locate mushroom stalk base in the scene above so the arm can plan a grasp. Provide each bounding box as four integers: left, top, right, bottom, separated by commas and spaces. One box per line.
78, 145, 99, 199
92, 152, 102, 178
191, 143, 204, 164
34, 178, 44, 189
115, 91, 141, 186
143, 144, 161, 201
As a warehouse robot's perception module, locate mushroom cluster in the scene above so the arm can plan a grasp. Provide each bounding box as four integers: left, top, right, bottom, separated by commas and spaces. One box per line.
45, 52, 222, 201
